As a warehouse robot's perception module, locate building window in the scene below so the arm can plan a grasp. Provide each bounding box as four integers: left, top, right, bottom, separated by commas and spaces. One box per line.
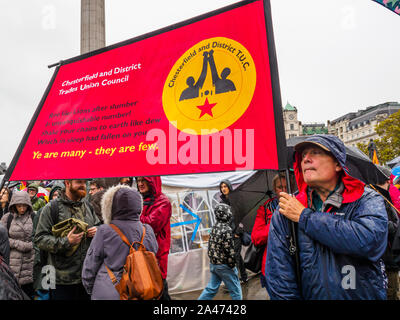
290, 124, 294, 131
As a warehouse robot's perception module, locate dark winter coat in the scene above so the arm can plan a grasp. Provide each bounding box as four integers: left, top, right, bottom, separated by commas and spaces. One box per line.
0, 191, 35, 286
266, 134, 388, 300
251, 197, 278, 277
0, 223, 10, 265
208, 203, 236, 268
370, 184, 400, 271
90, 189, 106, 224
139, 177, 171, 279
34, 190, 101, 285
82, 185, 158, 300
219, 180, 243, 247
0, 256, 29, 300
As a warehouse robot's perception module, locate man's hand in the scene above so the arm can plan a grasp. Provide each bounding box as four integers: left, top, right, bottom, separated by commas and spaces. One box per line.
87, 227, 97, 238
67, 226, 84, 245
278, 192, 305, 223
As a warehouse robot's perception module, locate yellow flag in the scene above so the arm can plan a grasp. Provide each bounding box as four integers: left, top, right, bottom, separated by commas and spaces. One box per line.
372, 149, 379, 165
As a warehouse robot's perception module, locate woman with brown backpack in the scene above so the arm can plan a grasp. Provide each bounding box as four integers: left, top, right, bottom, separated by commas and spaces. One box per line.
82, 185, 160, 300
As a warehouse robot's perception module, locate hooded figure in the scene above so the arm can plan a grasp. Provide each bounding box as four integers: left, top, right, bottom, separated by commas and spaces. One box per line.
198, 203, 242, 300
136, 177, 171, 280
82, 185, 158, 300
0, 191, 35, 295
27, 183, 46, 212
49, 182, 64, 201
266, 134, 388, 300
219, 179, 248, 283
219, 180, 233, 205
208, 203, 236, 268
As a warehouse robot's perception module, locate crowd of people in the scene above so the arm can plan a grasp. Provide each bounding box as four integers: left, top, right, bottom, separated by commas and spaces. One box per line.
0, 134, 400, 300
0, 176, 172, 300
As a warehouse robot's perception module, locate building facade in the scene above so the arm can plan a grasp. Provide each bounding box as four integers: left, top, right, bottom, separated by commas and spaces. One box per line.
282, 102, 302, 139
327, 102, 400, 147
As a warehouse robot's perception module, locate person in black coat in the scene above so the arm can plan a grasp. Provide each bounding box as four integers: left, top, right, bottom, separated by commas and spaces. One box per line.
0, 224, 10, 265
0, 187, 12, 219
219, 180, 248, 284
369, 177, 400, 300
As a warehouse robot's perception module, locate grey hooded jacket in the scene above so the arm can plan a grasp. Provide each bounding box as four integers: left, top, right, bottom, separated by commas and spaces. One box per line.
82, 185, 158, 300
0, 191, 34, 286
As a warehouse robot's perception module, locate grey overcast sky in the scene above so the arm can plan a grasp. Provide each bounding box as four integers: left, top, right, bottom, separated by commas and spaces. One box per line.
0, 0, 399, 165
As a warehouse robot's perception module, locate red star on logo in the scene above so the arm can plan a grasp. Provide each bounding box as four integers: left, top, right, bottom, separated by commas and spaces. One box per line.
197, 98, 217, 119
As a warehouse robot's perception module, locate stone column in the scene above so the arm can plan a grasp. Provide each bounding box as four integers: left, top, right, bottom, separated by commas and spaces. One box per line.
81, 0, 105, 54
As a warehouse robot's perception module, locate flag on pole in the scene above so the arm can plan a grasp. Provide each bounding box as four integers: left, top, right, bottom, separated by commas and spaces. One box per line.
372, 149, 380, 165
5, 0, 288, 182
373, 0, 400, 15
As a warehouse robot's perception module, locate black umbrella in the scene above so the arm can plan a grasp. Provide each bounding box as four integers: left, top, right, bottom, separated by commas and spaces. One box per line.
228, 170, 296, 232
287, 136, 389, 185
228, 170, 276, 232
229, 136, 389, 232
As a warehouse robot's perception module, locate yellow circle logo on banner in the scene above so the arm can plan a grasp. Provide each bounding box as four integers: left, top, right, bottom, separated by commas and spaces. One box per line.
163, 37, 257, 135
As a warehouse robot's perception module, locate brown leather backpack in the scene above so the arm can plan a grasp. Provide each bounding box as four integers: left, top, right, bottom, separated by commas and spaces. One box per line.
105, 224, 163, 300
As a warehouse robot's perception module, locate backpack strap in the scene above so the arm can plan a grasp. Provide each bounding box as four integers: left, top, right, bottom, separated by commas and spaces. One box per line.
50, 199, 59, 224
105, 265, 118, 285
109, 224, 133, 249
106, 224, 138, 286
6, 214, 13, 233
140, 226, 146, 244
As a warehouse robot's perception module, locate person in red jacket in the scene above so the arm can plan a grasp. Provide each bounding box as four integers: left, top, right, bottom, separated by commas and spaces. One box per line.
136, 176, 172, 300
251, 173, 287, 290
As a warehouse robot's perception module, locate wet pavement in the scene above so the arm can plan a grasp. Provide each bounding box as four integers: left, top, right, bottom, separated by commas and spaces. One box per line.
170, 273, 269, 300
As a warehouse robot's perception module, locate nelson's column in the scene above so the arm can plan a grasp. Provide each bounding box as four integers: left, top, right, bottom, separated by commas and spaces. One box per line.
81, 0, 105, 54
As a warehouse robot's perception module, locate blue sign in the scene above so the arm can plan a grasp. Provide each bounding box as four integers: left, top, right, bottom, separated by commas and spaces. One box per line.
171, 204, 202, 241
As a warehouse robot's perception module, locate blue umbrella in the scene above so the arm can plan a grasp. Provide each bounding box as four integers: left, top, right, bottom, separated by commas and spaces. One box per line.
392, 166, 400, 176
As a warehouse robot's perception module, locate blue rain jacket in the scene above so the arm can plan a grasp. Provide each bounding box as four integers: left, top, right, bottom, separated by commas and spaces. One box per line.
265, 135, 388, 300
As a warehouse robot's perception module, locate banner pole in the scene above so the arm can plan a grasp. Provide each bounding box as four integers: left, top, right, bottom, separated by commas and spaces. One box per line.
284, 168, 302, 294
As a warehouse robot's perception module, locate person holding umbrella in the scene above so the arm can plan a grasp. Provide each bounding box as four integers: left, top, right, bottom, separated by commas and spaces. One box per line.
266, 134, 388, 299
251, 173, 287, 290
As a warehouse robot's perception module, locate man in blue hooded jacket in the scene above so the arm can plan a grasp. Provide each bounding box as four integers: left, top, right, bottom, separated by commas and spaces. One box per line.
266, 134, 388, 299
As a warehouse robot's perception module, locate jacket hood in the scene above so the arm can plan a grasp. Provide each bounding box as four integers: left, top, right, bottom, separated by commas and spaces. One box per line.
27, 183, 39, 192
49, 182, 64, 200
8, 190, 33, 213
294, 134, 365, 204
139, 176, 162, 197
219, 180, 233, 202
214, 203, 232, 223
219, 180, 233, 191
101, 184, 143, 224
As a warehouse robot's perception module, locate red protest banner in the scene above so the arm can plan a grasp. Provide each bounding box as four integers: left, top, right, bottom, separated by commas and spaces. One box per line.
6, 0, 286, 181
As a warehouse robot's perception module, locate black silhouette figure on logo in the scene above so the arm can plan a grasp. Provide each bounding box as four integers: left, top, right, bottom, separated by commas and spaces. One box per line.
179, 51, 209, 101
208, 49, 236, 94
179, 50, 236, 101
